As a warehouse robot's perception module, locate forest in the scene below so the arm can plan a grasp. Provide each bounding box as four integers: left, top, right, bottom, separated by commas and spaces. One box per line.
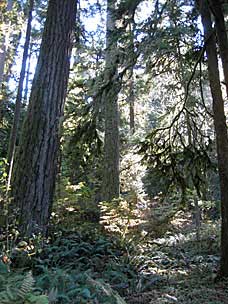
0, 0, 228, 303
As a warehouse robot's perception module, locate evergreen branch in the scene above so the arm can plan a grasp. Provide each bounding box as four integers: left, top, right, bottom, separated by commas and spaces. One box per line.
152, 41, 208, 134
199, 60, 214, 117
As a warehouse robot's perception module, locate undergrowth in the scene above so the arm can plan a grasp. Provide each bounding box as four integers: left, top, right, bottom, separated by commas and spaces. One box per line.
0, 217, 226, 304
0, 185, 227, 304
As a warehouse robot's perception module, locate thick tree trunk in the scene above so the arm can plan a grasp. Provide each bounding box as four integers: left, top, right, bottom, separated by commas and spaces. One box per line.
102, 0, 121, 201
11, 0, 77, 236
209, 0, 228, 97
102, 0, 141, 201
7, 0, 34, 192
199, 0, 228, 277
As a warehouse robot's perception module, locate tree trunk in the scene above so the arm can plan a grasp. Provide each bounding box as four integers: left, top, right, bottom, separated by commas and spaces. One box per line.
128, 22, 135, 135
101, 0, 141, 201
102, 0, 121, 201
129, 77, 135, 134
7, 0, 34, 192
209, 0, 228, 97
198, 0, 228, 277
0, 0, 13, 90
11, 0, 77, 236
0, 0, 13, 123
24, 41, 33, 104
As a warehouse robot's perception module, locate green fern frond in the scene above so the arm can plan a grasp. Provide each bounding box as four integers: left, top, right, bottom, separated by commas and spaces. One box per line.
0, 285, 18, 304
17, 271, 35, 300
87, 275, 127, 304
48, 287, 58, 303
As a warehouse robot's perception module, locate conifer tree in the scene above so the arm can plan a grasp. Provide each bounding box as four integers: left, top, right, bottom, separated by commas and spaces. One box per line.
102, 0, 141, 201
198, 0, 228, 277
7, 0, 34, 192
102, 0, 121, 201
0, 0, 13, 90
11, 0, 77, 236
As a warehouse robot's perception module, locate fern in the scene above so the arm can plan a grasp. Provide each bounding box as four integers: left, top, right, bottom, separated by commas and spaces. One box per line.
17, 271, 35, 300
0, 271, 48, 304
87, 275, 127, 304
0, 271, 24, 304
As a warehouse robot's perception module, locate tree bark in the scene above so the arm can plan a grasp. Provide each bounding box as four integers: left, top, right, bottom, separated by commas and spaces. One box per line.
102, 0, 141, 201
128, 22, 135, 135
129, 77, 135, 134
102, 0, 121, 201
24, 41, 33, 104
0, 0, 13, 90
198, 0, 228, 277
209, 0, 228, 97
0, 0, 13, 123
11, 0, 77, 236
7, 0, 34, 192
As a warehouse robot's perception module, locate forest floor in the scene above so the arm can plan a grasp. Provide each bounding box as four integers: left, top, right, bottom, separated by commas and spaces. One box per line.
125, 211, 228, 304
1, 200, 228, 303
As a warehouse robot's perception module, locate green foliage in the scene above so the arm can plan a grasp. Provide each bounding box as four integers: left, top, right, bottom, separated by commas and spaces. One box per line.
0, 204, 224, 303
199, 199, 220, 220
0, 0, 226, 302
0, 158, 7, 197
0, 230, 135, 303
54, 180, 100, 230
140, 130, 215, 200
31, 231, 138, 302
62, 111, 103, 186
0, 268, 48, 304
142, 167, 171, 198
0, 158, 8, 229
99, 196, 140, 241
35, 267, 127, 304
62, 2, 106, 192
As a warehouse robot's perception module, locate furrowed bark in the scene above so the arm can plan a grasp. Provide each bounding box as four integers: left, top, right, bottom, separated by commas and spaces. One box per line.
198, 0, 228, 276
102, 0, 121, 201
11, 0, 77, 236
